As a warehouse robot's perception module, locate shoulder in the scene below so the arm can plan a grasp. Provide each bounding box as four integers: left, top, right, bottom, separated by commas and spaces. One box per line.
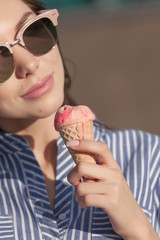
94, 121, 160, 155
0, 131, 29, 155
94, 121, 160, 178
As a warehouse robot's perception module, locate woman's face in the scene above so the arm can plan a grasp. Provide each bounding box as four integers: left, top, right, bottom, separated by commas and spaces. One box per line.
0, 0, 65, 123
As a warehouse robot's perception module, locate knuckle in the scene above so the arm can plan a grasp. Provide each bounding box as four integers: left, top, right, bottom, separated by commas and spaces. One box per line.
111, 197, 119, 209
107, 189, 119, 209
83, 194, 92, 207
111, 169, 123, 183
76, 161, 86, 174
110, 184, 122, 208
115, 170, 124, 184
112, 184, 121, 197
100, 142, 109, 155
76, 183, 84, 195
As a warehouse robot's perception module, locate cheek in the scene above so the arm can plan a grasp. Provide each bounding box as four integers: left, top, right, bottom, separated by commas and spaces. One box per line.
0, 85, 14, 112
0, 91, 18, 118
51, 45, 64, 73
48, 46, 65, 90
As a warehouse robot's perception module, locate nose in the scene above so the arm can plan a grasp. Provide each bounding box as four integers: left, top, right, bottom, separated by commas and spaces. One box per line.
13, 46, 40, 79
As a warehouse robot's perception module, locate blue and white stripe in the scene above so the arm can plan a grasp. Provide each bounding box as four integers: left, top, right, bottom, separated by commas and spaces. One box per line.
0, 124, 159, 239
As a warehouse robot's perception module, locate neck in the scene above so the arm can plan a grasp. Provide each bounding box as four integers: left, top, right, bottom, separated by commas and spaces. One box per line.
0, 114, 60, 165
18, 116, 59, 148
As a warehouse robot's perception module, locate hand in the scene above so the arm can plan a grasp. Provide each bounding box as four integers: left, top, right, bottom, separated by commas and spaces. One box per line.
67, 140, 159, 240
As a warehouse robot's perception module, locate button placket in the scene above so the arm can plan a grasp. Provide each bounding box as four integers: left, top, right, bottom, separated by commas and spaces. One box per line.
21, 149, 61, 240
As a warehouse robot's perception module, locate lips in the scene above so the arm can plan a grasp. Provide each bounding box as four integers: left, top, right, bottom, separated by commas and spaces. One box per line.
21, 74, 54, 99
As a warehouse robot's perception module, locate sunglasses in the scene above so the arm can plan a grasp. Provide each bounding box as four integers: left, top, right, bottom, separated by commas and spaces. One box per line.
0, 9, 59, 84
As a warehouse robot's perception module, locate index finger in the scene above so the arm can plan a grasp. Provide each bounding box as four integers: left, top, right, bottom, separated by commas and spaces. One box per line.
67, 140, 120, 169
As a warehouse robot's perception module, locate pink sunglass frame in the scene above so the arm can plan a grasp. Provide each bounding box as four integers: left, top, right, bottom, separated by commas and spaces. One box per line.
0, 9, 59, 54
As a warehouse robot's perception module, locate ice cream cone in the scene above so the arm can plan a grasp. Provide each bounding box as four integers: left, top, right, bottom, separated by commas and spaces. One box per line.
59, 120, 95, 163
54, 105, 96, 182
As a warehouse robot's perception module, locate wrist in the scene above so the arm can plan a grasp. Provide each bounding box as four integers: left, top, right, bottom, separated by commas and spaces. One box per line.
123, 225, 159, 240
122, 206, 159, 240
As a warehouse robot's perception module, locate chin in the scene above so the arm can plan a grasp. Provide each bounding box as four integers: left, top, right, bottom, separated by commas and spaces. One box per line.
34, 96, 64, 119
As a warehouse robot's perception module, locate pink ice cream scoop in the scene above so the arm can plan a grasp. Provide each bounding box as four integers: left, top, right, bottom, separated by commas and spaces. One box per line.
54, 105, 95, 131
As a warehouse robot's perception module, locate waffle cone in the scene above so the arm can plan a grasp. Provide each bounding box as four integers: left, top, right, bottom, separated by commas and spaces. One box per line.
59, 120, 96, 182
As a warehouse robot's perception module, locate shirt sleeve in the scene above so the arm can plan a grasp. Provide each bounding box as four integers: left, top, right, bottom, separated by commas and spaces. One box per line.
149, 134, 160, 236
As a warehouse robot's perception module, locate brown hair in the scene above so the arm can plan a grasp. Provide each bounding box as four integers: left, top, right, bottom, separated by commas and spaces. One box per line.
22, 0, 76, 105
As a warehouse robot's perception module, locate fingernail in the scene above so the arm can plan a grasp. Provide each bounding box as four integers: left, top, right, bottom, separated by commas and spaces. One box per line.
67, 140, 80, 147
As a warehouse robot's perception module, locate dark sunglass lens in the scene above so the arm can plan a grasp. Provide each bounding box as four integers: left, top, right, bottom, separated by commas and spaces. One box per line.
23, 18, 57, 56
0, 47, 14, 83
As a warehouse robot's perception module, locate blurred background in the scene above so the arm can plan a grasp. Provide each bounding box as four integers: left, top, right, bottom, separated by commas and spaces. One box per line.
42, 0, 160, 135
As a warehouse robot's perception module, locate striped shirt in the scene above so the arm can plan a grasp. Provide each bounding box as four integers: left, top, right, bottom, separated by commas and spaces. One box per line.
0, 124, 159, 240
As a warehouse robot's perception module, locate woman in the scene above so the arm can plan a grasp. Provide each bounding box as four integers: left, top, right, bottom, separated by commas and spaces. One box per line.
0, 0, 159, 239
